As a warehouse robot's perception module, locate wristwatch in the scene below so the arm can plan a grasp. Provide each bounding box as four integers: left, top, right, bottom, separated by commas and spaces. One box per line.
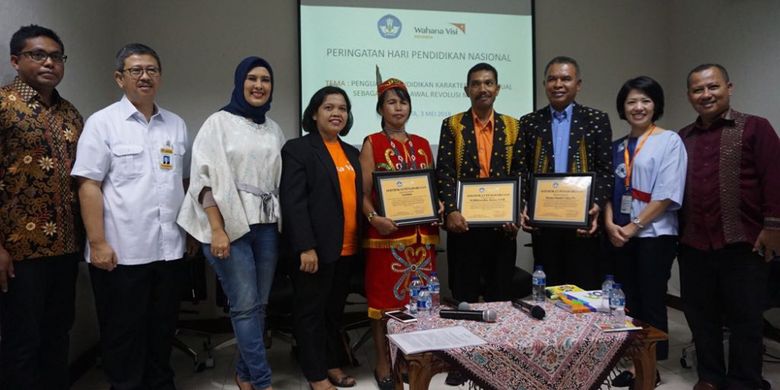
367, 211, 378, 222
632, 217, 645, 229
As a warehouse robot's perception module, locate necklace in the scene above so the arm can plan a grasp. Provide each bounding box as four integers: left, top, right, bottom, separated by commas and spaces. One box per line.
383, 129, 417, 170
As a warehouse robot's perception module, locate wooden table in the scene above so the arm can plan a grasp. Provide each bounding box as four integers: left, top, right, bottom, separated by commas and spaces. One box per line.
391, 318, 668, 390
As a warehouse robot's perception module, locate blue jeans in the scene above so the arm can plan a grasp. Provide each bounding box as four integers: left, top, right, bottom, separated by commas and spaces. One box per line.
204, 223, 278, 389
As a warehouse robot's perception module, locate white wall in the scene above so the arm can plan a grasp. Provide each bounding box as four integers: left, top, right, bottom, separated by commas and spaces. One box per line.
2, 0, 779, 363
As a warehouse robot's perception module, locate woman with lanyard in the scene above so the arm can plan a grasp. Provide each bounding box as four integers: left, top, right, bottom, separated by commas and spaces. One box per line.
358, 78, 439, 390
604, 76, 687, 388
178, 56, 284, 390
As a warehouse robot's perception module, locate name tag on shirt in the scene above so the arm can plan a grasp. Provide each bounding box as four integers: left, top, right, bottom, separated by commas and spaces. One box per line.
160, 145, 174, 170
620, 193, 632, 214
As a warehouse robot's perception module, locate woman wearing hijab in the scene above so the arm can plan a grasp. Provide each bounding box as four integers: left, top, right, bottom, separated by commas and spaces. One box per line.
359, 78, 438, 389
280, 86, 362, 390
178, 56, 284, 390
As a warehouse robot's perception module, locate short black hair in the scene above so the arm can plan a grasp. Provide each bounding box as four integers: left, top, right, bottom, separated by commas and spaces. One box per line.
115, 43, 162, 73
544, 56, 581, 80
376, 87, 412, 129
466, 63, 498, 85
686, 63, 730, 88
301, 86, 353, 136
10, 24, 64, 56
616, 76, 665, 122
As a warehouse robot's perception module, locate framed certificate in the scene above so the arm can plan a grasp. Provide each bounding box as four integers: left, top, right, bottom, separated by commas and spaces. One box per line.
373, 169, 438, 226
528, 173, 594, 228
456, 177, 520, 227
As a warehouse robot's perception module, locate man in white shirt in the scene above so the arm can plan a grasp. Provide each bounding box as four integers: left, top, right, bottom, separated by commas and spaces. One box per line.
72, 43, 189, 390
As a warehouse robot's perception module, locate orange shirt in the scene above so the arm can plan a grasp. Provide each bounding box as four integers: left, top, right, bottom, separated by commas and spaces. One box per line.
473, 109, 495, 178
324, 139, 358, 256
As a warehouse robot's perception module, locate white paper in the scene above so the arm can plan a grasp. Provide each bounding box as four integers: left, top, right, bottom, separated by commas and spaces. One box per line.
387, 326, 487, 355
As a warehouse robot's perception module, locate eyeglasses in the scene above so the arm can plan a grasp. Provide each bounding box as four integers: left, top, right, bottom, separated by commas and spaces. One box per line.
122, 66, 160, 79
20, 50, 67, 64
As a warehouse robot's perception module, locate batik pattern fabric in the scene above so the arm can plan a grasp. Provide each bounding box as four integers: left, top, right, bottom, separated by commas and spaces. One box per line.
363, 132, 439, 319
388, 301, 631, 390
0, 77, 83, 260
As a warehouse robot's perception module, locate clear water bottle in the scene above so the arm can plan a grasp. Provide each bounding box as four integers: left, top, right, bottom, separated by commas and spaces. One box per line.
416, 285, 432, 329
532, 265, 546, 303
610, 283, 626, 326
408, 275, 422, 315
428, 272, 440, 312
601, 274, 615, 313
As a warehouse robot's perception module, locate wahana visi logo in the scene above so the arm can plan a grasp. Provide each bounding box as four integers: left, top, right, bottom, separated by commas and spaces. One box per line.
413, 22, 466, 37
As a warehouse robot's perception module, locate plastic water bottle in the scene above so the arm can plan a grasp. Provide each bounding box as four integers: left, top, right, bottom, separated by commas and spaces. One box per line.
408, 275, 422, 315
416, 285, 432, 329
601, 274, 615, 313
532, 265, 546, 303
610, 283, 626, 326
428, 272, 440, 312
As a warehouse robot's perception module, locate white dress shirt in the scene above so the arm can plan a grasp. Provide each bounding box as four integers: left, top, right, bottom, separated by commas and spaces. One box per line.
72, 95, 188, 265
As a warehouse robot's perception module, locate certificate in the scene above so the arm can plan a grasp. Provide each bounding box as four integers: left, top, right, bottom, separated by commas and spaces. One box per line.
373, 169, 438, 226
529, 173, 594, 228
456, 177, 520, 227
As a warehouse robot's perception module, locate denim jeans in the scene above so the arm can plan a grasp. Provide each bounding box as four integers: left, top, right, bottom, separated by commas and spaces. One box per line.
204, 223, 278, 389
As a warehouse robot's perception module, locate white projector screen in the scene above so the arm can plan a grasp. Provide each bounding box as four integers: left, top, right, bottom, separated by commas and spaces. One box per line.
299, 0, 535, 146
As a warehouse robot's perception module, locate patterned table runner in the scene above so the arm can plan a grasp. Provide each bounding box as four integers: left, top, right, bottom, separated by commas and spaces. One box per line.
387, 301, 631, 390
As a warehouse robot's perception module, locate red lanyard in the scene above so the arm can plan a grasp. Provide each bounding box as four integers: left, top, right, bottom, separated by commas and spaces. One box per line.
623, 125, 655, 189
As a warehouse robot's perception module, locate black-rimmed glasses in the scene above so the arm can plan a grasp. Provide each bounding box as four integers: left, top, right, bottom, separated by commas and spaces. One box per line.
20, 50, 67, 64
122, 67, 161, 78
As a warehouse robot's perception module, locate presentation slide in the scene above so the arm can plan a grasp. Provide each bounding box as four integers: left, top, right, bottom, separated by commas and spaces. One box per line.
300, 2, 534, 146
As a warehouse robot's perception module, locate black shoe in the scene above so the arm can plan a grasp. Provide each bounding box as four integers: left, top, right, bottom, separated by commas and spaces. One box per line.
611, 370, 635, 388
445, 371, 467, 386
373, 370, 394, 390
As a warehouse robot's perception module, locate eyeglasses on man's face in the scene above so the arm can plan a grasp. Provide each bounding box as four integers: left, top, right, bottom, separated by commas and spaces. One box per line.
122, 66, 161, 79
20, 50, 67, 64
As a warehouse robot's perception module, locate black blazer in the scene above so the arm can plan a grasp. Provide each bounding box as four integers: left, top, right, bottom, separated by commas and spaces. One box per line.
280, 131, 363, 264
519, 103, 613, 207
435, 109, 524, 215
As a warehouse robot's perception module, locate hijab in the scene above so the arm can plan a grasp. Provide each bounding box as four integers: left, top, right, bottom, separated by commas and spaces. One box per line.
221, 56, 273, 124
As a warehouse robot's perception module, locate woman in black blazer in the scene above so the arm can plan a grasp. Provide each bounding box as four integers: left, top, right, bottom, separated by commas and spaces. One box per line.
280, 86, 363, 390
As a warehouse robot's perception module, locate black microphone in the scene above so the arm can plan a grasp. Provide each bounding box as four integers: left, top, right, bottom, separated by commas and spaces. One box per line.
512, 299, 546, 320
439, 308, 497, 323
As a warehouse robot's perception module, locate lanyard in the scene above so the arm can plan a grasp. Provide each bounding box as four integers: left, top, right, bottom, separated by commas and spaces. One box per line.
623, 125, 655, 189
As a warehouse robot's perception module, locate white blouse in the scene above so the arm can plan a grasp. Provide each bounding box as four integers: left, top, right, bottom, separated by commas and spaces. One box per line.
177, 110, 285, 243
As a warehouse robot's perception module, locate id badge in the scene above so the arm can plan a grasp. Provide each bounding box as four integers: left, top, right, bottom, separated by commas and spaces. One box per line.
620, 194, 632, 214
160, 144, 174, 170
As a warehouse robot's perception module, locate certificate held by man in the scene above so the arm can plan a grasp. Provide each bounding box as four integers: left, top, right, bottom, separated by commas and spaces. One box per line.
457, 177, 520, 227
529, 173, 594, 229
373, 169, 438, 226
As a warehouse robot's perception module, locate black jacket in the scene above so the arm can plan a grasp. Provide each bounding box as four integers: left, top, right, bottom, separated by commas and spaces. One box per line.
280, 131, 363, 264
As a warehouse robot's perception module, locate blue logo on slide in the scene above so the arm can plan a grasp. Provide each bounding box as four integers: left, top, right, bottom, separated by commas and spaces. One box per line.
378, 14, 402, 39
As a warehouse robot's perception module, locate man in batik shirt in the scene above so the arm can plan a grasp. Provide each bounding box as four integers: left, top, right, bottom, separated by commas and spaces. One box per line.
0, 25, 83, 390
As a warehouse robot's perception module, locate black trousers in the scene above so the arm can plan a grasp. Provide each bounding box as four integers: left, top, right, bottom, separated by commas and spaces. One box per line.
679, 243, 769, 389
531, 228, 601, 290
0, 253, 79, 390
293, 255, 354, 381
447, 228, 517, 303
90, 259, 187, 390
613, 235, 677, 360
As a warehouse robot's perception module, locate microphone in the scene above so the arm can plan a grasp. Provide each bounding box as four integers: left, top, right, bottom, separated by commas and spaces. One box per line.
457, 301, 471, 310
512, 299, 546, 320
439, 308, 497, 323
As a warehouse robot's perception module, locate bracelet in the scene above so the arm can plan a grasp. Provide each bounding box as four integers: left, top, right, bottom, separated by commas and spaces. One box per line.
367, 211, 378, 222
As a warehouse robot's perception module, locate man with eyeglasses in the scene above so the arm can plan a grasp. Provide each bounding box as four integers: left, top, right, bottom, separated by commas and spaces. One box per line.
72, 43, 190, 389
0, 25, 83, 390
